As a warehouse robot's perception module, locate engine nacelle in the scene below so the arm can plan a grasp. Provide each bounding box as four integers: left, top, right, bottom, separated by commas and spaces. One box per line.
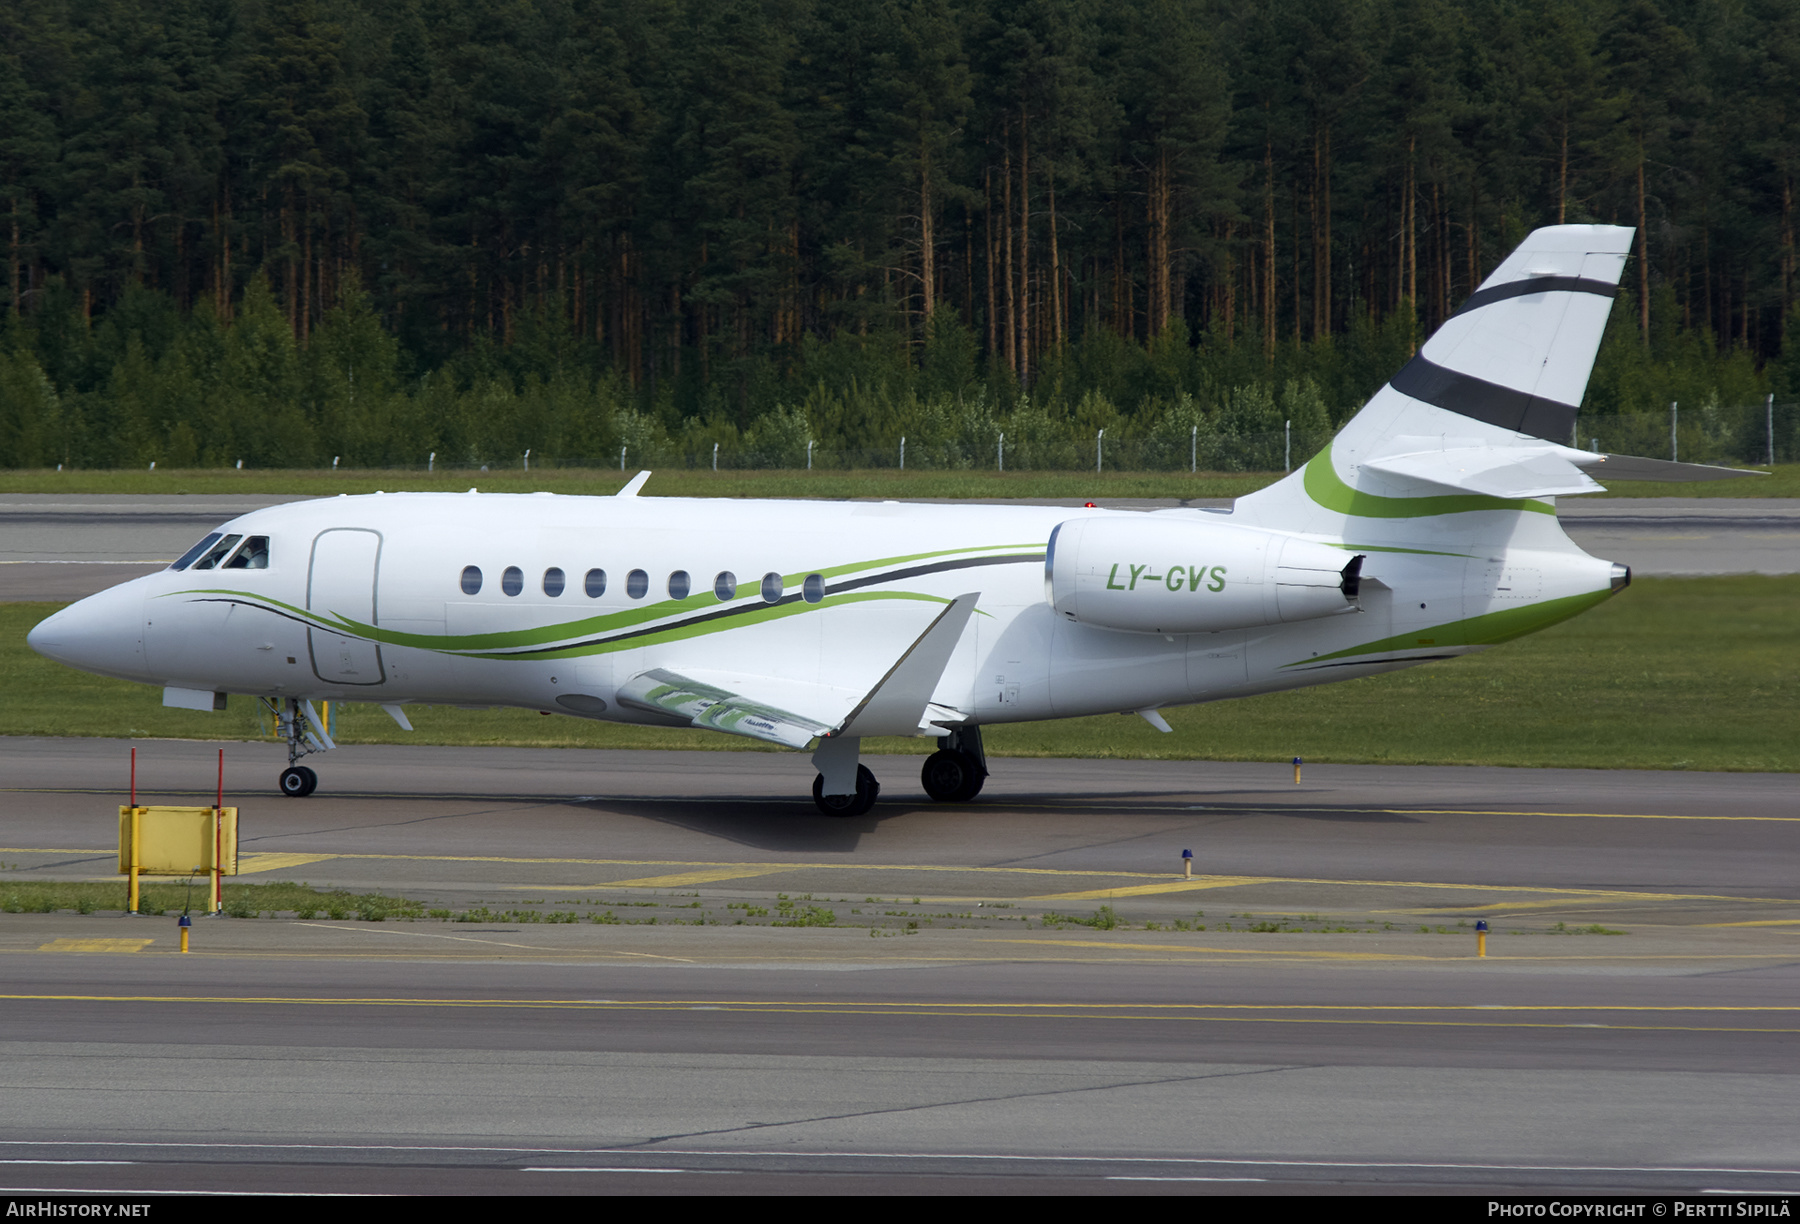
1045, 515, 1363, 634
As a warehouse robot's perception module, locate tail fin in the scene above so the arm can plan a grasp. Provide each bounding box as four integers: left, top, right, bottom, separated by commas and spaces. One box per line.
1236, 225, 1633, 541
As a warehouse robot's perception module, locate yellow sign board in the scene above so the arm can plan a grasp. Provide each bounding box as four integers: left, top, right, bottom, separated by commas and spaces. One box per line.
117, 806, 238, 876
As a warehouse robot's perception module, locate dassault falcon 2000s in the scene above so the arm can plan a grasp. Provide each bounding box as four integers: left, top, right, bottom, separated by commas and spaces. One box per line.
28, 225, 1759, 814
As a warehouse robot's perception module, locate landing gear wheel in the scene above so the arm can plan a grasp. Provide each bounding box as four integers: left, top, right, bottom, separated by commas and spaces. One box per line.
812, 764, 879, 817
279, 765, 318, 798
921, 749, 984, 802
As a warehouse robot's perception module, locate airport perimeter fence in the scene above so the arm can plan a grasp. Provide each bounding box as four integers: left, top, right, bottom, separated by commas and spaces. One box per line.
418, 424, 1338, 476
416, 404, 1795, 476
1573, 399, 1798, 468
82, 403, 1793, 476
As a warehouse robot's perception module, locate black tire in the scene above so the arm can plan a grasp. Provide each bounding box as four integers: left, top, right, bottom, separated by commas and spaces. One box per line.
921, 749, 984, 802
280, 766, 312, 797
296, 765, 318, 796
812, 764, 879, 817
955, 763, 985, 801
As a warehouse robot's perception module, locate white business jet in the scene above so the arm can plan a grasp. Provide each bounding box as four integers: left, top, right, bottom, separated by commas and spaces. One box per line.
27, 226, 1758, 813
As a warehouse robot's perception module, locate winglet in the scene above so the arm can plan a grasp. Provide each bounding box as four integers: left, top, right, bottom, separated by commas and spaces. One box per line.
836, 593, 980, 738
617, 470, 652, 497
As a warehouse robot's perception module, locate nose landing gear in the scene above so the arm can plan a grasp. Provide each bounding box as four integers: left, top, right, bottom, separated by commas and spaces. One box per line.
264, 697, 334, 798
280, 765, 318, 797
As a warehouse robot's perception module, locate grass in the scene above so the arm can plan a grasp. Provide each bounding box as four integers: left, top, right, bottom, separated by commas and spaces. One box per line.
4, 881, 1576, 935
1581, 464, 1798, 497
1, 462, 1795, 498
5, 574, 1796, 771
0, 879, 426, 919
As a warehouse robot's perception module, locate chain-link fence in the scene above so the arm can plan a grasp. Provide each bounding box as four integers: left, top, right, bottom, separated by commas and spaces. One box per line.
215, 401, 1797, 475
427, 424, 1335, 475
1573, 400, 1796, 467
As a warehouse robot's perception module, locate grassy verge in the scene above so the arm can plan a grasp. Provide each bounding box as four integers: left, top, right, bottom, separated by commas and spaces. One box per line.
0, 879, 425, 919
6, 575, 1794, 771
1, 463, 1795, 498
0, 882, 1603, 936
1582, 464, 1797, 497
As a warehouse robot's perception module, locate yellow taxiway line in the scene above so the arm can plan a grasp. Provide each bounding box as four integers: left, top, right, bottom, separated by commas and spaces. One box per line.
236, 853, 339, 874
7, 845, 1798, 909
1, 993, 1796, 1034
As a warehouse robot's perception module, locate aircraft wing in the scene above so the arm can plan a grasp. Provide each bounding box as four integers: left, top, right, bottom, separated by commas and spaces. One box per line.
614, 593, 982, 748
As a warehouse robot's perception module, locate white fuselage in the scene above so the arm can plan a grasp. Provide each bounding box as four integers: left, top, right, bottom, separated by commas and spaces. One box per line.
29, 489, 1619, 736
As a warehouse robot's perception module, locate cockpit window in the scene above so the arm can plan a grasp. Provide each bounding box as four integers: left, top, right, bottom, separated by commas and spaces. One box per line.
222, 536, 269, 569
170, 533, 222, 572
188, 534, 244, 571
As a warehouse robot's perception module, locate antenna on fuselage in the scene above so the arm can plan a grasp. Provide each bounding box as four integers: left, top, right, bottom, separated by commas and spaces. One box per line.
617, 471, 652, 497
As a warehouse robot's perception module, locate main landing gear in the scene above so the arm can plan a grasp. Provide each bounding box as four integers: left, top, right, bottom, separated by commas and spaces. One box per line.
265, 697, 334, 798
812, 764, 880, 817
921, 726, 987, 803
809, 727, 988, 816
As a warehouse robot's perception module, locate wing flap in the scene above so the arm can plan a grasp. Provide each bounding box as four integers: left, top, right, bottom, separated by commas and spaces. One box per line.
614, 668, 841, 748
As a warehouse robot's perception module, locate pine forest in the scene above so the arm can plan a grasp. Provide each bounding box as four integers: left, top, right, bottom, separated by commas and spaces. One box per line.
2, 0, 1798, 472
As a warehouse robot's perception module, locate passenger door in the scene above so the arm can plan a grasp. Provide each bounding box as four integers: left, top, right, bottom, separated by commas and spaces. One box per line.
308, 529, 386, 686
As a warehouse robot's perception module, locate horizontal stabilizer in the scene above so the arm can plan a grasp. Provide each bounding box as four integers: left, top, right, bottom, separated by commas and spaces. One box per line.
1360, 437, 1769, 501
1362, 440, 1603, 499
1582, 453, 1770, 483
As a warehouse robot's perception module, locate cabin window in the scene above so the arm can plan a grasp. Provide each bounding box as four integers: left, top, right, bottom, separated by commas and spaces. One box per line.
502, 566, 523, 596
760, 572, 783, 603
803, 573, 825, 604
714, 571, 737, 601
189, 534, 243, 571
668, 570, 691, 599
626, 569, 649, 599
543, 567, 565, 597
170, 534, 222, 572
584, 568, 606, 598
461, 566, 483, 595
223, 536, 269, 569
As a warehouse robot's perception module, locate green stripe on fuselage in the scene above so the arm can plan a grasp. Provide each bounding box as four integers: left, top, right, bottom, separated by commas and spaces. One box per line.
462, 590, 951, 660
1284, 587, 1615, 669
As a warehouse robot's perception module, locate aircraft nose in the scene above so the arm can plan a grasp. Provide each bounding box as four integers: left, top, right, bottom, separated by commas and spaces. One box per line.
27, 584, 151, 682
